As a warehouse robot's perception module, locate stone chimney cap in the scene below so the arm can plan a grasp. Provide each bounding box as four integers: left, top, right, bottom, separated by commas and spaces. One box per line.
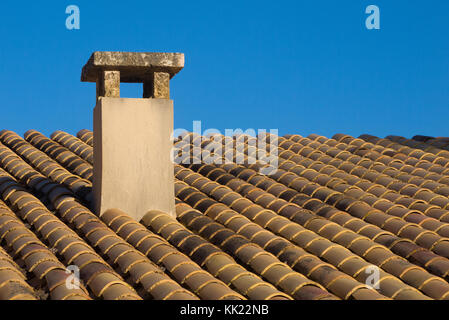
81, 51, 185, 83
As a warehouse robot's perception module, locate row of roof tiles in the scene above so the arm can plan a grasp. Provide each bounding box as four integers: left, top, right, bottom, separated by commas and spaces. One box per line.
170, 133, 449, 300
0, 129, 448, 300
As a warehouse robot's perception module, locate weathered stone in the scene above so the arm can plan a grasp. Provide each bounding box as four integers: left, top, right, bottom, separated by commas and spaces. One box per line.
81, 51, 184, 83
96, 70, 120, 100
143, 72, 170, 99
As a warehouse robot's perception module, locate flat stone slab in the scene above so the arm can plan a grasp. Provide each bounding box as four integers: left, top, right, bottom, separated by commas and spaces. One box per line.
81, 51, 185, 83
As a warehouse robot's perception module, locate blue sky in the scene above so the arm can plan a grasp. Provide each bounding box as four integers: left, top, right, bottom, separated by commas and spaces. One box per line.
0, 1, 448, 138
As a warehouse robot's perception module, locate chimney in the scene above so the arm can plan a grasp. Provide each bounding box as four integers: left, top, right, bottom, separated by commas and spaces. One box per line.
81, 51, 184, 220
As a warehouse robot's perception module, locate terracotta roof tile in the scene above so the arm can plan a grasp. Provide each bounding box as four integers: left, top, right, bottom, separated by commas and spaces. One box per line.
76, 130, 93, 147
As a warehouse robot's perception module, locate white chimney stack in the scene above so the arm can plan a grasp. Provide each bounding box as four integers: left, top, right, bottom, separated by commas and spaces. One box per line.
82, 51, 184, 221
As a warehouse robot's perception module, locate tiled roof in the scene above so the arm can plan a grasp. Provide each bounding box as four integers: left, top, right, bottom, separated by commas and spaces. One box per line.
0, 129, 449, 300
